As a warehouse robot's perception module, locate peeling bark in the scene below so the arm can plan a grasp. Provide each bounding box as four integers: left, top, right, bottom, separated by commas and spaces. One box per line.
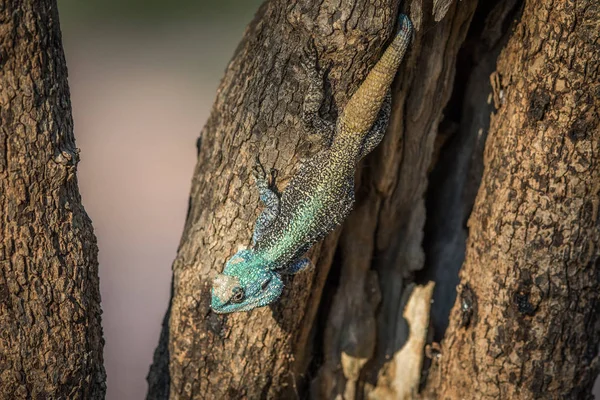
428, 0, 600, 398
0, 1, 105, 398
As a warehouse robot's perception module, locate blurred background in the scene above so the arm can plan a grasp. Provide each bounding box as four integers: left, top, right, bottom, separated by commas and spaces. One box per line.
57, 1, 261, 398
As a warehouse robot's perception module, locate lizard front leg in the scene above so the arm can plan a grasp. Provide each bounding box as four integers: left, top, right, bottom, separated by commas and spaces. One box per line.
300, 42, 335, 146
252, 157, 280, 245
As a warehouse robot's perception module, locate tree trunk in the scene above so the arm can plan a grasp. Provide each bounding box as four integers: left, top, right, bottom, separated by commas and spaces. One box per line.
147, 0, 600, 399
427, 0, 600, 398
147, 0, 476, 398
0, 1, 105, 398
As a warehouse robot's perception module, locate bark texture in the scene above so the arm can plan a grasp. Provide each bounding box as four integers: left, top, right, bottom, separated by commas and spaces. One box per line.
147, 0, 479, 398
429, 0, 600, 398
0, 1, 105, 398
311, 2, 477, 398
423, 0, 518, 342
150, 1, 403, 397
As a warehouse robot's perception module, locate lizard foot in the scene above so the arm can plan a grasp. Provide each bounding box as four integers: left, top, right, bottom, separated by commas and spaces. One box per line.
268, 167, 278, 190
299, 39, 320, 77
253, 156, 278, 191
296, 40, 335, 147
251, 156, 281, 245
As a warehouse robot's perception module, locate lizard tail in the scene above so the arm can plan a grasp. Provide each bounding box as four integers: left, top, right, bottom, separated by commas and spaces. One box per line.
338, 14, 413, 136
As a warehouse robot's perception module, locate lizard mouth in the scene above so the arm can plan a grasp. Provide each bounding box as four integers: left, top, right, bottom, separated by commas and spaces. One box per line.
210, 272, 284, 314
211, 274, 240, 304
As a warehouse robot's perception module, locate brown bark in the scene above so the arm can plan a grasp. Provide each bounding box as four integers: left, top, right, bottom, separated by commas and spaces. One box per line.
0, 1, 105, 399
149, 1, 404, 396
148, 0, 600, 399
428, 0, 600, 398
311, 2, 477, 398
147, 0, 479, 398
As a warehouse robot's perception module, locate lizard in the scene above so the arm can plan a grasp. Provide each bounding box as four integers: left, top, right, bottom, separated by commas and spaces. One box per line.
211, 14, 413, 313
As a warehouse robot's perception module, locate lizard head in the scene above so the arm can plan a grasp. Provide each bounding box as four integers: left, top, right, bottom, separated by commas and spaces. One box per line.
210, 249, 283, 313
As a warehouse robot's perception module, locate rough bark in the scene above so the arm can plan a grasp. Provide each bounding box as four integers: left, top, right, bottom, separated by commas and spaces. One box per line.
148, 1, 403, 397
148, 0, 600, 398
428, 0, 600, 398
311, 2, 477, 399
146, 0, 480, 398
0, 1, 105, 398
423, 0, 518, 343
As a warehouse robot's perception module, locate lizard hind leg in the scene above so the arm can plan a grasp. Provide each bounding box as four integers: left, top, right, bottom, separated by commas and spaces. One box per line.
359, 89, 392, 160
252, 157, 280, 245
299, 40, 336, 146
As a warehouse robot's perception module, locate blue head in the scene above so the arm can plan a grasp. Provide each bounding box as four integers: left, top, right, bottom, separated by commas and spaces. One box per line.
211, 249, 284, 313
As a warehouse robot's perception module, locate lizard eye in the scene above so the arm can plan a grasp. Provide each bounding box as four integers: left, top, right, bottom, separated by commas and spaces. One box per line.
231, 287, 245, 303
261, 278, 271, 290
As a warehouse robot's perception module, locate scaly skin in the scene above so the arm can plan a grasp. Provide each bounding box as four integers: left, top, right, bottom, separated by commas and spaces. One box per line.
211, 15, 413, 313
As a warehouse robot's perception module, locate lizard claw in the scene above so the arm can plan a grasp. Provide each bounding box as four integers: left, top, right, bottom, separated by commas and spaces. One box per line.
252, 155, 267, 182
253, 156, 279, 190
269, 168, 278, 188
298, 38, 323, 79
